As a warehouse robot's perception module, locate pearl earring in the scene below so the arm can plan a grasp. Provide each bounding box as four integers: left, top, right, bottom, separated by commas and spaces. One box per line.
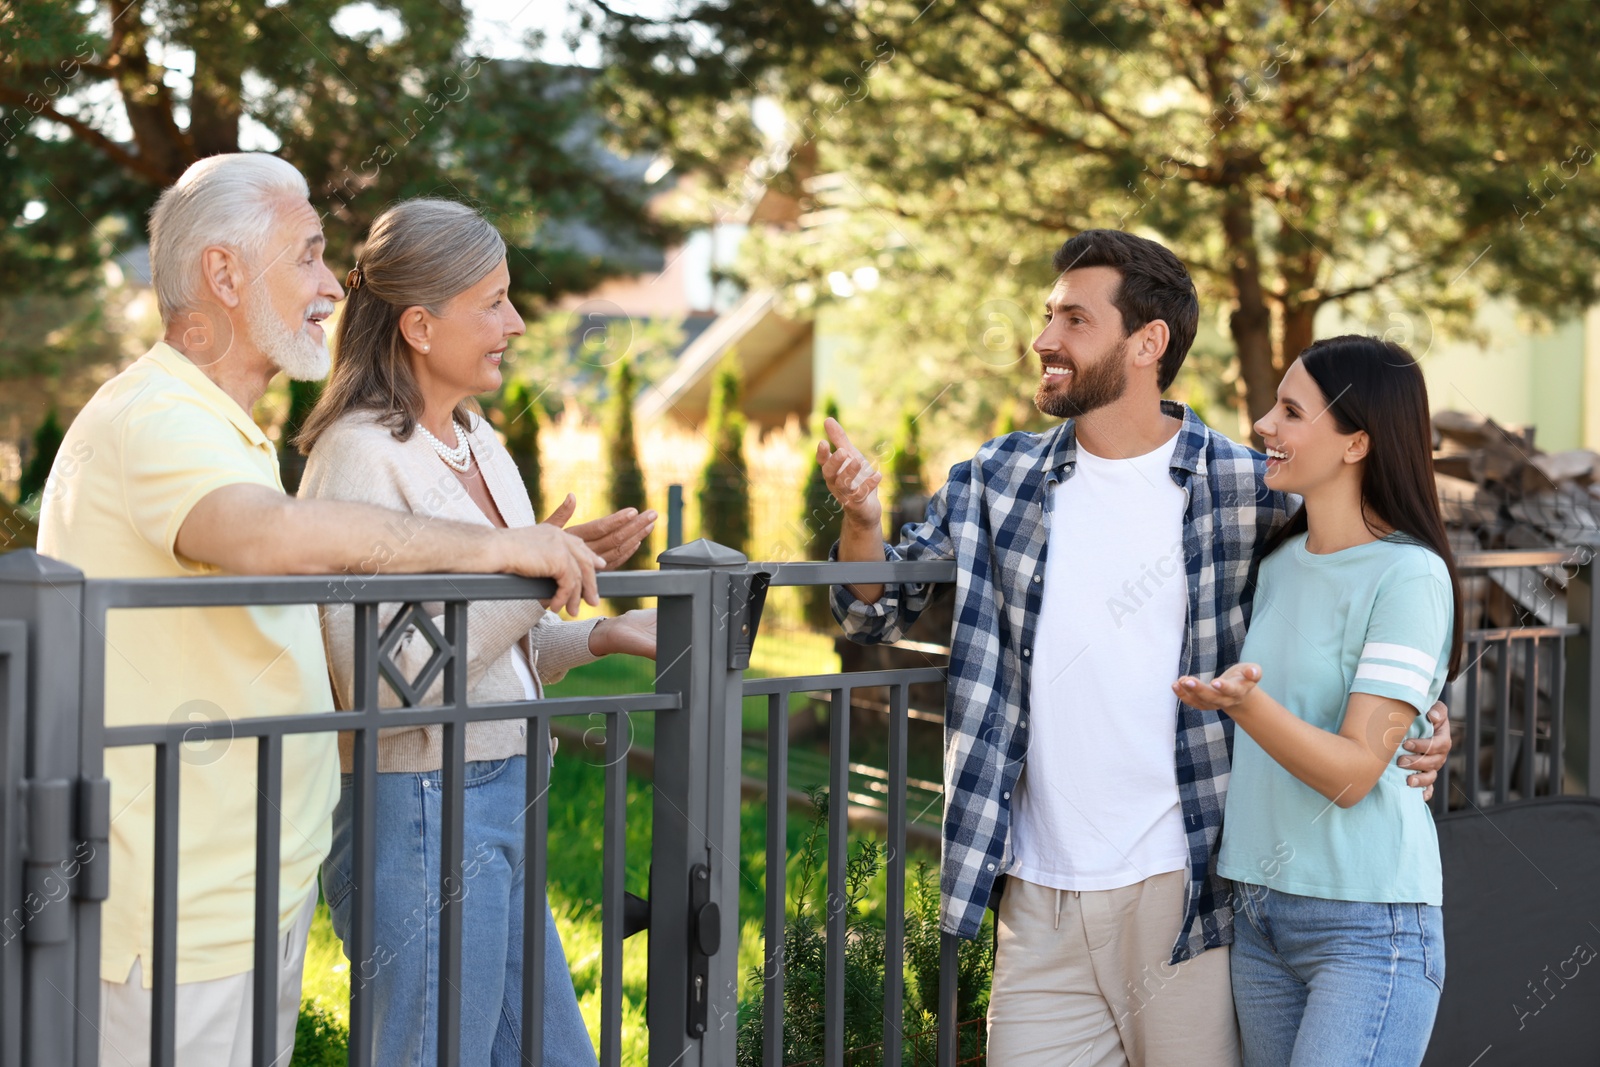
423, 344, 430, 352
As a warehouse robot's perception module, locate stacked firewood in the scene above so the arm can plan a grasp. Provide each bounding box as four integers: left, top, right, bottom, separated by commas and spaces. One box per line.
1432, 410, 1600, 549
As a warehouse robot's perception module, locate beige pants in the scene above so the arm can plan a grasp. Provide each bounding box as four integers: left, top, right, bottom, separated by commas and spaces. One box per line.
987, 871, 1241, 1067
98, 889, 316, 1067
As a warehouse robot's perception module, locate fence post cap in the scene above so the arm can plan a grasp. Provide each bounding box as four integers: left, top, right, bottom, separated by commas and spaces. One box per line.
0, 548, 85, 585
657, 539, 748, 568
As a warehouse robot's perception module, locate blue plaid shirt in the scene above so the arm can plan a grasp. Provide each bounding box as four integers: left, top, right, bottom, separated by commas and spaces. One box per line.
832, 402, 1292, 963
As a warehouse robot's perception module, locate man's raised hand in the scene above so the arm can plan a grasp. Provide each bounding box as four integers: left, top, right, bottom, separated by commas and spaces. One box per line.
817, 417, 883, 532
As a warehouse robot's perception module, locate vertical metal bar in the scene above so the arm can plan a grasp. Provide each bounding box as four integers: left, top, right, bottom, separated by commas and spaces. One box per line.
150, 741, 180, 1067
347, 601, 380, 1066
666, 485, 684, 550
645, 578, 705, 1066
437, 601, 468, 1067
0, 552, 86, 1067
1552, 636, 1567, 795
763, 691, 788, 1067
1567, 558, 1600, 796
1466, 637, 1482, 805
655, 546, 744, 1063
521, 718, 551, 1067
936, 931, 959, 1067
824, 688, 849, 1067
883, 684, 909, 1065
251, 734, 283, 1067
1495, 638, 1513, 804
1522, 638, 1540, 798
0, 623, 26, 1067
599, 711, 626, 1067
75, 601, 108, 1067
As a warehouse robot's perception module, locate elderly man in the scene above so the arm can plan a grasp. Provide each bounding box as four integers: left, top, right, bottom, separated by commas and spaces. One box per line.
36, 152, 646, 1067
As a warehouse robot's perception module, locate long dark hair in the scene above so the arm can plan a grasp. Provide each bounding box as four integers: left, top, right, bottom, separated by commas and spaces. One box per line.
295, 198, 504, 454
1262, 335, 1464, 678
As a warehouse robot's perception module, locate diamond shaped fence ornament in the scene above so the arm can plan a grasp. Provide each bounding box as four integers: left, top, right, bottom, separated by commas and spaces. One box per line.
376, 603, 452, 707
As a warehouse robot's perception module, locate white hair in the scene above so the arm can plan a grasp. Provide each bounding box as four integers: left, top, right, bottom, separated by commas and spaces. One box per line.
148, 153, 310, 323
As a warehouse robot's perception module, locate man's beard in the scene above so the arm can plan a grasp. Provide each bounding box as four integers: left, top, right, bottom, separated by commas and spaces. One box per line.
1034, 338, 1130, 419
244, 285, 331, 381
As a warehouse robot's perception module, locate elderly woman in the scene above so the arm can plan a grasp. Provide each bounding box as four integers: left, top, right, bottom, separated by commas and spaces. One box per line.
297, 197, 655, 1067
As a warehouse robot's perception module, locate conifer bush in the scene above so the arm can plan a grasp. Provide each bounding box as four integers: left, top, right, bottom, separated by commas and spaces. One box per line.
697, 356, 751, 554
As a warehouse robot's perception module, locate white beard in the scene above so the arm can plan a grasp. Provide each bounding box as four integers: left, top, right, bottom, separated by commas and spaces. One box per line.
244, 285, 331, 381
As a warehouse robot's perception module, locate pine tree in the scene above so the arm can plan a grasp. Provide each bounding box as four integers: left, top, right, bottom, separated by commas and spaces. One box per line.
883, 408, 925, 528
17, 409, 64, 503
496, 380, 545, 520
696, 356, 751, 554
799, 396, 843, 629
605, 357, 651, 608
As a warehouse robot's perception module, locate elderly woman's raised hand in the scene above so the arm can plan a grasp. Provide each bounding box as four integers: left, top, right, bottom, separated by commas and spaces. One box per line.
498, 524, 604, 616
541, 494, 658, 570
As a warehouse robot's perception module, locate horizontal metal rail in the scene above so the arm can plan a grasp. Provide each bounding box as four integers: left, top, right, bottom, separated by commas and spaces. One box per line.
102, 692, 681, 747
763, 560, 958, 587
1457, 550, 1575, 569
742, 666, 948, 696
84, 568, 700, 610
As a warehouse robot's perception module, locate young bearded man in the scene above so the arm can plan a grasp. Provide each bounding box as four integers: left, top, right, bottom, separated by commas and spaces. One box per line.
818, 230, 1452, 1066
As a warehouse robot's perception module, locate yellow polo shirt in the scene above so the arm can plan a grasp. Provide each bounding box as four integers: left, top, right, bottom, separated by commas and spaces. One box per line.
36, 342, 339, 987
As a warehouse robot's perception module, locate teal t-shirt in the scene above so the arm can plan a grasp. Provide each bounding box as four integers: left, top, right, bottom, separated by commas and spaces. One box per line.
1218, 533, 1453, 906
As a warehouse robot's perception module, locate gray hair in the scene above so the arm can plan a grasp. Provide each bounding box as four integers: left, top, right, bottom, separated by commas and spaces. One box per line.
147, 153, 310, 323
295, 198, 507, 453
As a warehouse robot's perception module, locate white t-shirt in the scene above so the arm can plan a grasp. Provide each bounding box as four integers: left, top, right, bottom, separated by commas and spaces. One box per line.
1009, 430, 1192, 892
509, 639, 540, 700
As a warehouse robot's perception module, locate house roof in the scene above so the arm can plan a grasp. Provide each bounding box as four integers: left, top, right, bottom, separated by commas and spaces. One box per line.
635, 289, 813, 428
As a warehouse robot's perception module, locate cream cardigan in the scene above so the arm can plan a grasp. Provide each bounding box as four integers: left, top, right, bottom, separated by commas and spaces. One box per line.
299, 409, 600, 772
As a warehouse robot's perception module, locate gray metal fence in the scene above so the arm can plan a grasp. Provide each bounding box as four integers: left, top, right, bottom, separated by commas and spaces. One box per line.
1431, 550, 1600, 814
2, 543, 1598, 1067
0, 543, 959, 1067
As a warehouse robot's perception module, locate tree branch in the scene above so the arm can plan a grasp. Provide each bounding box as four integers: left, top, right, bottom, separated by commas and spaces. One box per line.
0, 86, 169, 184
893, 47, 1114, 159
965, 4, 1136, 137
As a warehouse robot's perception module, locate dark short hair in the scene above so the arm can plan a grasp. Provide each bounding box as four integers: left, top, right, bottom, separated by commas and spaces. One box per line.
1051, 230, 1199, 390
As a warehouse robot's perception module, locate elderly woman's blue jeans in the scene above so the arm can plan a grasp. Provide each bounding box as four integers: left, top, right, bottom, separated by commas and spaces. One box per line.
323, 756, 597, 1067
1231, 884, 1444, 1067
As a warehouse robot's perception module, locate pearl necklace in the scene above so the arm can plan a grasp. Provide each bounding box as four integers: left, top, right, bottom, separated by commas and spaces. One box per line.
416, 422, 474, 473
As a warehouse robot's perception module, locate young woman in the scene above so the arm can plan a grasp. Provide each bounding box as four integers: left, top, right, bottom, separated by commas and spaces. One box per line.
297, 197, 656, 1067
1174, 335, 1462, 1066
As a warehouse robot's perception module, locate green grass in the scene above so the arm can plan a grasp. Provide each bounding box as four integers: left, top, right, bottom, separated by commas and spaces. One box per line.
294, 625, 946, 1063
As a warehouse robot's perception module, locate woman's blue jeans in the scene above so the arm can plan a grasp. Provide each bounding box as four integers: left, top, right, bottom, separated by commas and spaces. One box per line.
323, 756, 597, 1067
1231, 885, 1445, 1067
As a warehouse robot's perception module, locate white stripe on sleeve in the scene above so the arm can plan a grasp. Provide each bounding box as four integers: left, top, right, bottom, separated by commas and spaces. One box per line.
1361, 641, 1438, 674
1355, 662, 1431, 695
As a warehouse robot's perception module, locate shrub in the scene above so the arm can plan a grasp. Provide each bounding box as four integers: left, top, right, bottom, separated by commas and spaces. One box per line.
882, 408, 925, 528
604, 356, 650, 608
736, 789, 992, 1065
494, 380, 545, 520
697, 356, 750, 554
799, 396, 843, 628
290, 1001, 348, 1067
18, 408, 63, 503
278, 380, 323, 496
